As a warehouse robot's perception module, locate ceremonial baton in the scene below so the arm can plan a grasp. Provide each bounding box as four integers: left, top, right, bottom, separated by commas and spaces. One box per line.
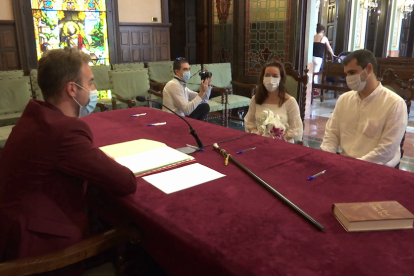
213, 143, 325, 232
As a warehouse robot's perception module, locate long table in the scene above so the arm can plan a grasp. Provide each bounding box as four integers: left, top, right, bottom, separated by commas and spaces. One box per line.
82, 107, 414, 276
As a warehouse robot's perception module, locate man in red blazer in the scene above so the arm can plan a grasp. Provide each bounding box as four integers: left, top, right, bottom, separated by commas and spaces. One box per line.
0, 48, 137, 262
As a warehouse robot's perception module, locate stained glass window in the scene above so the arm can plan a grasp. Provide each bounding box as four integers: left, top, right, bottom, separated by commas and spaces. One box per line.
212, 0, 234, 63
30, 0, 110, 66
245, 0, 290, 76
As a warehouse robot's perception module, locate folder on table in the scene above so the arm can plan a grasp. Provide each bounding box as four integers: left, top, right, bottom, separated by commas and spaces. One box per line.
100, 139, 195, 177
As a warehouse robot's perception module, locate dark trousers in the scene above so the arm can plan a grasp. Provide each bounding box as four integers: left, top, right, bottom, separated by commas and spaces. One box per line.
187, 103, 210, 121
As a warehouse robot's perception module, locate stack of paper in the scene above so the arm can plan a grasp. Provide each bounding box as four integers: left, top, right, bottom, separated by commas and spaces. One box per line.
100, 139, 195, 176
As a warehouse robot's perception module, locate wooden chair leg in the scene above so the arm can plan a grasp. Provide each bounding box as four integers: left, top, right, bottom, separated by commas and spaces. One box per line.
320, 89, 324, 102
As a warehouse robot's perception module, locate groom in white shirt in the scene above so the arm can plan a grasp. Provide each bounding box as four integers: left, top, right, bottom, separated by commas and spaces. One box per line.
321, 49, 407, 167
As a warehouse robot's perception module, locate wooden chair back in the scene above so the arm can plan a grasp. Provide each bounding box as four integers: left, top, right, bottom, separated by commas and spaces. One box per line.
0, 226, 141, 276
380, 68, 413, 164
284, 62, 308, 123
323, 62, 346, 80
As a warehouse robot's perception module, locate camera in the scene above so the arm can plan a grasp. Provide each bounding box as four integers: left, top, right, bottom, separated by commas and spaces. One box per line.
199, 69, 212, 81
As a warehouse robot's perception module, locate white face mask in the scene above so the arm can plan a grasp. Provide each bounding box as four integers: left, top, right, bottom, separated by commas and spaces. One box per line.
73, 83, 98, 117
182, 71, 191, 82
263, 77, 280, 92
346, 69, 369, 91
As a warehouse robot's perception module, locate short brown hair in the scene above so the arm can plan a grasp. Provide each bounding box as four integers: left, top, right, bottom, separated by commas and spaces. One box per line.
255, 61, 287, 106
38, 48, 90, 102
343, 49, 378, 76
173, 57, 188, 73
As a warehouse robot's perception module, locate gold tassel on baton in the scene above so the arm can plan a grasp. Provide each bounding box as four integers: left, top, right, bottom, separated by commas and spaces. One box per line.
213, 143, 325, 232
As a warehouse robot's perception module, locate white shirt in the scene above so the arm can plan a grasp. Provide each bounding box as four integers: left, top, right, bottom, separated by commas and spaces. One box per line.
162, 77, 211, 116
244, 96, 303, 142
321, 83, 407, 167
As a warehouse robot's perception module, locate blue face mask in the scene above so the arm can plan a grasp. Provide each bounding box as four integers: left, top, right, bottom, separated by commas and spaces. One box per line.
73, 83, 98, 117
182, 71, 191, 82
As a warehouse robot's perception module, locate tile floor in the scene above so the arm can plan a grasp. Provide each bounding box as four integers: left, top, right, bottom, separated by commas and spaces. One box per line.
216, 91, 414, 173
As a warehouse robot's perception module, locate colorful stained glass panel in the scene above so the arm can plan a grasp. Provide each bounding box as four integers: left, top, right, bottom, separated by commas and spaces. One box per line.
30, 0, 110, 66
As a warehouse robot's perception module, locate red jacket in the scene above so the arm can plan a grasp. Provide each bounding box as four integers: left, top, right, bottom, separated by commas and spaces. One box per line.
0, 100, 137, 261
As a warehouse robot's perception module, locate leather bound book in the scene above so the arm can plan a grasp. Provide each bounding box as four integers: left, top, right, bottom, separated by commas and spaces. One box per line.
332, 201, 414, 232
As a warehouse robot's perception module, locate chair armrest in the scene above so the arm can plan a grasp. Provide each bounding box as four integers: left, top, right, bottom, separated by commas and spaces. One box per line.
211, 86, 230, 94
150, 81, 166, 92
231, 81, 257, 89
231, 81, 257, 96
148, 89, 163, 98
114, 93, 136, 108
313, 71, 324, 76
96, 102, 109, 112
0, 226, 142, 276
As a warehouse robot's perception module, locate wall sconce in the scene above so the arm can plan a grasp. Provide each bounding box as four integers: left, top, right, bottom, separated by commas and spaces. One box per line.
399, 0, 414, 19
360, 0, 378, 11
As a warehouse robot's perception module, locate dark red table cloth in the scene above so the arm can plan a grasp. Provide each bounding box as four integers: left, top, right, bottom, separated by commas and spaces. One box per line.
82, 107, 414, 276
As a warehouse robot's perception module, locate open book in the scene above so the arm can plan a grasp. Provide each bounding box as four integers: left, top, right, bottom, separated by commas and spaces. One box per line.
100, 139, 195, 176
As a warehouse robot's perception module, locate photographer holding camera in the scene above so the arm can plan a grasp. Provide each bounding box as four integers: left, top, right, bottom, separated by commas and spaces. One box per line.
162, 57, 212, 121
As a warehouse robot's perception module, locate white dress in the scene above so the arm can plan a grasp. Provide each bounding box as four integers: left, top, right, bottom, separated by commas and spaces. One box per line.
244, 96, 303, 142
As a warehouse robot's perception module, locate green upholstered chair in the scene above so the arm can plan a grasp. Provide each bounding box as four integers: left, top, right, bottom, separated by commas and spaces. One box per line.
109, 69, 159, 109
90, 65, 116, 111
0, 76, 32, 126
0, 125, 14, 148
203, 63, 256, 127
284, 63, 308, 124
112, 63, 145, 70
147, 61, 174, 92
0, 76, 32, 149
29, 69, 43, 101
0, 70, 24, 79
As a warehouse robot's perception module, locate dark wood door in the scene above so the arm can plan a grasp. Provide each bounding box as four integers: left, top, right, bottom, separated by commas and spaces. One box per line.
185, 0, 197, 64
364, 8, 379, 54
0, 21, 21, 71
326, 0, 336, 57
335, 0, 351, 55
399, 11, 413, 57
169, 0, 186, 60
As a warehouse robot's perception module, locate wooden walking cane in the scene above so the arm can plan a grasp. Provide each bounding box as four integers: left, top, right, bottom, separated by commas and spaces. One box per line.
213, 143, 325, 232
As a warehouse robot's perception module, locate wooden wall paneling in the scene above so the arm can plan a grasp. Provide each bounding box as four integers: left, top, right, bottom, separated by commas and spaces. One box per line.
153, 27, 170, 61
120, 29, 130, 62
119, 23, 170, 63
141, 27, 152, 62
0, 21, 20, 70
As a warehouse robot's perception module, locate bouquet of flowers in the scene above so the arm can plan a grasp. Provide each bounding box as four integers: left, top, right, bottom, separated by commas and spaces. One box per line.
256, 109, 287, 141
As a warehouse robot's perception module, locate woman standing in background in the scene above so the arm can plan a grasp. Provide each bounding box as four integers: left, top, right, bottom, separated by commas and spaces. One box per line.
313, 23, 337, 94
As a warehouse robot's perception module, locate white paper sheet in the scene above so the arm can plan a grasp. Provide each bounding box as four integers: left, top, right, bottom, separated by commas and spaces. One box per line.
143, 163, 226, 194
